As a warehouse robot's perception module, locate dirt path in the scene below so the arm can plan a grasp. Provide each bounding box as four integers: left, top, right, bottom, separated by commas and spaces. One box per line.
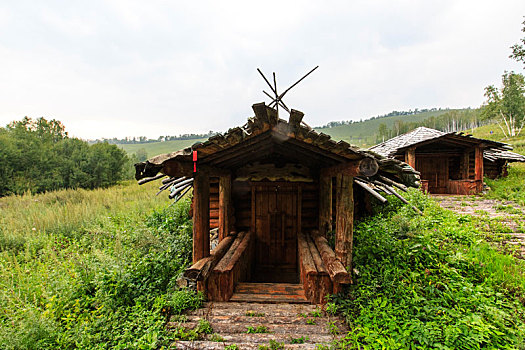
433, 195, 525, 257
171, 301, 347, 349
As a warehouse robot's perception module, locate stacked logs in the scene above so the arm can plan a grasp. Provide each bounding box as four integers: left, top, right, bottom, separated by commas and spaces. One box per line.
138, 174, 194, 204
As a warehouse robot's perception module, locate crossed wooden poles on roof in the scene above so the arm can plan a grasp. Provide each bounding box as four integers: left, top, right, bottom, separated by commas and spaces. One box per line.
257, 66, 319, 117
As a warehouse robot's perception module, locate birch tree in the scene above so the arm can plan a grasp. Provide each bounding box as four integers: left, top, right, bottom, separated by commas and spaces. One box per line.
483, 71, 525, 138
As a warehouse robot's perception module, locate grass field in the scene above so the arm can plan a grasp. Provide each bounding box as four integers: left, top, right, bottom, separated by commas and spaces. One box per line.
117, 138, 206, 157
0, 181, 202, 349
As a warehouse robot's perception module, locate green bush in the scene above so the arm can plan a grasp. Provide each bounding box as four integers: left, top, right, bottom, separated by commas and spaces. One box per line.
0, 197, 200, 349
0, 117, 129, 196
332, 189, 525, 349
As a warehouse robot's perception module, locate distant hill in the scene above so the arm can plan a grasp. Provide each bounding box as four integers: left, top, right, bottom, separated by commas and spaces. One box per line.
118, 138, 206, 158
315, 109, 468, 148
116, 108, 471, 158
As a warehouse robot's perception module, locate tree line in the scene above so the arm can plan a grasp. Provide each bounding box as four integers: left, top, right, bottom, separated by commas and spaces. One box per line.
91, 130, 217, 145
0, 117, 130, 196
316, 107, 449, 129
375, 108, 485, 143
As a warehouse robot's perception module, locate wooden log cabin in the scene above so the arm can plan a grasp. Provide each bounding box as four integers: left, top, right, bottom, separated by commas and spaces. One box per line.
369, 127, 525, 195
135, 103, 420, 304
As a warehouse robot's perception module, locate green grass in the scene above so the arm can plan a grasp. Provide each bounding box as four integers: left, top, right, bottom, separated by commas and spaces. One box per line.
0, 181, 199, 349
117, 138, 206, 156
469, 123, 525, 155
485, 163, 525, 206
332, 190, 525, 349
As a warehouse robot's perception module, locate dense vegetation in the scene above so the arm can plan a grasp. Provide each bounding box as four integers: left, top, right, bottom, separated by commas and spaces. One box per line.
0, 181, 201, 349
376, 108, 484, 143
315, 109, 469, 147
0, 117, 129, 196
331, 190, 525, 349
315, 107, 450, 129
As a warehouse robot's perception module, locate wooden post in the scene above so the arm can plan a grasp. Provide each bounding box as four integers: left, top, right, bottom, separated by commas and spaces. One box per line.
193, 170, 210, 263
462, 151, 470, 179
475, 145, 483, 181
319, 174, 332, 236
218, 173, 232, 241
405, 147, 416, 169
335, 174, 354, 269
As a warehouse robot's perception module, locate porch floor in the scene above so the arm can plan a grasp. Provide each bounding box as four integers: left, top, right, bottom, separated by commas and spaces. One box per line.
230, 282, 309, 304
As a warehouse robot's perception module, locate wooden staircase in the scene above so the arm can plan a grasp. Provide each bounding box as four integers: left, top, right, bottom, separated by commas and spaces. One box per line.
229, 283, 308, 304
170, 300, 348, 349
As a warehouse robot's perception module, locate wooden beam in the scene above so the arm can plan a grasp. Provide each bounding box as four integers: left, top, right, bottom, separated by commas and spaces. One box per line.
335, 174, 354, 269
193, 169, 210, 263
319, 174, 332, 236
218, 173, 233, 241
462, 151, 470, 179
321, 158, 379, 178
311, 231, 352, 284
405, 147, 416, 169
162, 159, 194, 178
184, 234, 236, 281
475, 145, 483, 181
289, 109, 305, 130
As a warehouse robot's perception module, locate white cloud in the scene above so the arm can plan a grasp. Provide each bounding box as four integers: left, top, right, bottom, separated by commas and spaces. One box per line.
0, 0, 524, 139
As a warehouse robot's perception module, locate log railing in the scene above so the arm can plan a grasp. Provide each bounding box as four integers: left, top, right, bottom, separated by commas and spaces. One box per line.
298, 231, 351, 304
207, 231, 254, 301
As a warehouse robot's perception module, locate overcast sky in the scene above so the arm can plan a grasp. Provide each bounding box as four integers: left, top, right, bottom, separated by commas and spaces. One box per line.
0, 1, 524, 139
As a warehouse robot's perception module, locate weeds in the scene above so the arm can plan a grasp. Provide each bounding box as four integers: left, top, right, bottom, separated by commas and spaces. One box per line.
290, 336, 309, 344
246, 325, 271, 334
0, 182, 197, 349
258, 339, 284, 349
245, 311, 265, 317
331, 189, 525, 349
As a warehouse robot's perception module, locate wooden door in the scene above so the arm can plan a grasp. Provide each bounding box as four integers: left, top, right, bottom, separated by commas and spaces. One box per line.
417, 156, 449, 194
251, 183, 299, 283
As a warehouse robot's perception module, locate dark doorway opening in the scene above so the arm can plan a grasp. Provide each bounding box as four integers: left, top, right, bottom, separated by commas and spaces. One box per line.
251, 182, 300, 283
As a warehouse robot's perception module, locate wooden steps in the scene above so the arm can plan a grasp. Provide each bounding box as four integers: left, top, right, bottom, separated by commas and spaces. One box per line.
171, 302, 348, 349
230, 283, 308, 303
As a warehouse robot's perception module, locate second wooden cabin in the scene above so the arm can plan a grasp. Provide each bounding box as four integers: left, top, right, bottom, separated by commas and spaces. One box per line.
135, 103, 420, 304
369, 127, 525, 195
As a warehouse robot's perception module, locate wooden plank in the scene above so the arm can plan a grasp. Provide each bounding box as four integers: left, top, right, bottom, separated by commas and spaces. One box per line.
311, 231, 351, 284
405, 146, 416, 169
193, 170, 210, 264
319, 174, 332, 236
475, 145, 483, 182
219, 174, 233, 241
208, 232, 248, 301
184, 234, 236, 281
462, 151, 470, 179
214, 232, 247, 273
335, 174, 354, 268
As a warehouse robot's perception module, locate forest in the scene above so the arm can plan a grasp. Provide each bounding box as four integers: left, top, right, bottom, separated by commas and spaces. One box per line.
0, 117, 130, 197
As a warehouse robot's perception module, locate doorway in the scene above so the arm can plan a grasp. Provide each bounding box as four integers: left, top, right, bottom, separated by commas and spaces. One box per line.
251, 182, 300, 283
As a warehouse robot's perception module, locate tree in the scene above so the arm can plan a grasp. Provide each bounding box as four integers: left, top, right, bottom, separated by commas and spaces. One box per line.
482, 71, 525, 138
135, 148, 148, 162
510, 17, 525, 68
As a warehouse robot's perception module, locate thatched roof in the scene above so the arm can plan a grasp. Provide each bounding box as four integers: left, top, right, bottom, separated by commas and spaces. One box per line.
369, 126, 525, 162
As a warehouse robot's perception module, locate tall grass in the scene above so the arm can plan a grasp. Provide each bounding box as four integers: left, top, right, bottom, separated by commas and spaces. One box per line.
485, 163, 525, 206
0, 181, 200, 349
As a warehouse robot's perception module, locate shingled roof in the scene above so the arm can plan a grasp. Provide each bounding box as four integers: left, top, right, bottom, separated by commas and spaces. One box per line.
135, 103, 421, 190
369, 126, 525, 163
